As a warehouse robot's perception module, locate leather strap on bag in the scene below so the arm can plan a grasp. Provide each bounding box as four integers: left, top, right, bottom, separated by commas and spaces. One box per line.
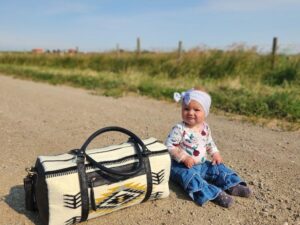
76, 126, 153, 221
129, 140, 152, 202
76, 151, 89, 222
80, 126, 147, 177
141, 155, 152, 202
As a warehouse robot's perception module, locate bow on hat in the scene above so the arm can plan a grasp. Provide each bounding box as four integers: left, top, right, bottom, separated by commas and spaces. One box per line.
173, 89, 211, 117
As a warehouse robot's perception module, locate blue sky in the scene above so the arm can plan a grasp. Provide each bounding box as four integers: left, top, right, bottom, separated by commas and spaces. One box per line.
0, 0, 299, 53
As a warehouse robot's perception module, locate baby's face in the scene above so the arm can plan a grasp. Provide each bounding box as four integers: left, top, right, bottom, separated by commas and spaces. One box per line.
181, 100, 205, 128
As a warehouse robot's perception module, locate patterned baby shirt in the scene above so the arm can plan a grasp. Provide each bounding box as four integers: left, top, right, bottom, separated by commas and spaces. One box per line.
165, 122, 219, 164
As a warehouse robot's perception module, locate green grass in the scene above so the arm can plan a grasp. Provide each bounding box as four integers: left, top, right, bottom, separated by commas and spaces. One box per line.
0, 50, 299, 128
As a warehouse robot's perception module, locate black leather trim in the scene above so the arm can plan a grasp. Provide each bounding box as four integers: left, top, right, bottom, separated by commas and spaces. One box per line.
76, 155, 89, 222
34, 158, 49, 225
141, 152, 152, 203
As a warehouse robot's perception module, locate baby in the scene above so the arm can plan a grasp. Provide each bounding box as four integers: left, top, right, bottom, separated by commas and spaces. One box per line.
165, 88, 251, 207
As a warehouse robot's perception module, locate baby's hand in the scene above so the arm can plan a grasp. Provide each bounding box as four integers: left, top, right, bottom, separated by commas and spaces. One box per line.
183, 156, 195, 168
212, 152, 223, 165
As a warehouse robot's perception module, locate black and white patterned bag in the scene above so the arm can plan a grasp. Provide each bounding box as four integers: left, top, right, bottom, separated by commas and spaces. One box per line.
24, 127, 171, 225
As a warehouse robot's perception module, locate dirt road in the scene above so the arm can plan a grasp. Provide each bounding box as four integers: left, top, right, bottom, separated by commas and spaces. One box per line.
0, 74, 299, 225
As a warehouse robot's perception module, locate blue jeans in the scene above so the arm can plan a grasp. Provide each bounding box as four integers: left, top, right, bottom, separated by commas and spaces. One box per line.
171, 160, 245, 205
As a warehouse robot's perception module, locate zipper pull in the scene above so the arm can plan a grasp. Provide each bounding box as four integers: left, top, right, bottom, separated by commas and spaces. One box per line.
89, 177, 97, 211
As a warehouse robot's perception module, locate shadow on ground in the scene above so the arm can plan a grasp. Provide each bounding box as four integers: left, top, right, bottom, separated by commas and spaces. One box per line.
5, 185, 41, 225
3, 182, 191, 225
169, 180, 191, 201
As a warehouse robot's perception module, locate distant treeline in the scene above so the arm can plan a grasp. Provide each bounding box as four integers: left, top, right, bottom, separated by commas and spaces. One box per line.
0, 49, 299, 127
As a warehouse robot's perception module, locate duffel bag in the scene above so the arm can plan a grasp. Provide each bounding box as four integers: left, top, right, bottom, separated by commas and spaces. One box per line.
24, 126, 171, 225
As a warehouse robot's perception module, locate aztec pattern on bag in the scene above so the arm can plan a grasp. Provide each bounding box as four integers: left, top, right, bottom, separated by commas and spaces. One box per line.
35, 138, 170, 225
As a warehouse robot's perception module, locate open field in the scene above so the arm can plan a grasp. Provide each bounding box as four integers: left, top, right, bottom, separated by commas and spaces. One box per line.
0, 50, 299, 130
0, 74, 299, 225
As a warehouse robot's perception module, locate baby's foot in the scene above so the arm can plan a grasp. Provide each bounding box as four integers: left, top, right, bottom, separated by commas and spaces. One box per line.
226, 184, 252, 198
212, 191, 234, 208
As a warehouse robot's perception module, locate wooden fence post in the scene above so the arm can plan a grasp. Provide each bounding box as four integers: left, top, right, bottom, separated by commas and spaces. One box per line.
136, 37, 141, 57
271, 37, 278, 69
177, 41, 182, 61
116, 43, 120, 57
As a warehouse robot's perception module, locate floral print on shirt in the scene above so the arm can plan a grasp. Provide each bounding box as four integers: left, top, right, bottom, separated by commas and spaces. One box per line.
165, 122, 219, 164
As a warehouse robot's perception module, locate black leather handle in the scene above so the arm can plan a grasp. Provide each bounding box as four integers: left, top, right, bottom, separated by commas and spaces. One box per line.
80, 126, 147, 177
